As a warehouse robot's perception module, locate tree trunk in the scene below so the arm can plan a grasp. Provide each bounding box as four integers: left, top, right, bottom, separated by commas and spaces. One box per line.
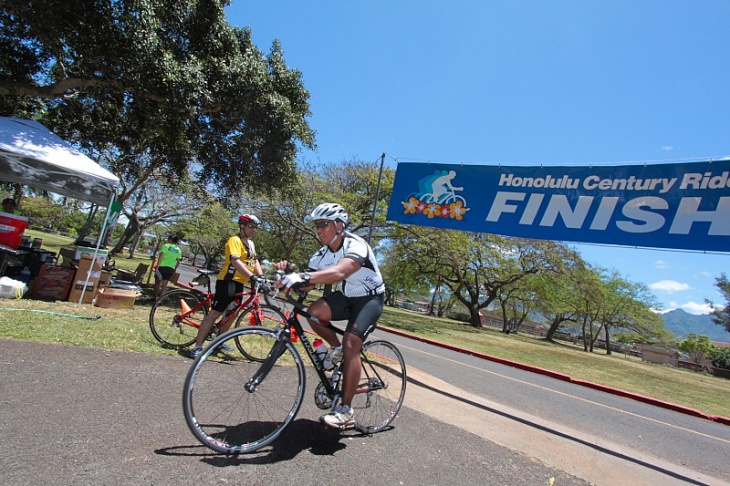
500, 305, 510, 333
428, 288, 438, 316
604, 325, 612, 356
468, 303, 482, 328
511, 312, 528, 333
76, 205, 99, 244
590, 323, 604, 353
128, 231, 142, 258
545, 313, 569, 342
112, 217, 139, 255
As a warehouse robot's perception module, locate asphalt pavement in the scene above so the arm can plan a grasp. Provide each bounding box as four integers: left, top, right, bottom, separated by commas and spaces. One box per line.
170, 263, 729, 485
0, 338, 589, 486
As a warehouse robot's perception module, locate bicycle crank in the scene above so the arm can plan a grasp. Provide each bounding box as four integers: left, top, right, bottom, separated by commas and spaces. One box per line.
314, 382, 332, 410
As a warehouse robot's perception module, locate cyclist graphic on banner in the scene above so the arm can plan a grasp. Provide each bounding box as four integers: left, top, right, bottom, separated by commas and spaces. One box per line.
402, 169, 470, 220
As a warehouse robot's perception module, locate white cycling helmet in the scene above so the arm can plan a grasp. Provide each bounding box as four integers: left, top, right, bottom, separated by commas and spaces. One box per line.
310, 203, 349, 226
238, 214, 260, 225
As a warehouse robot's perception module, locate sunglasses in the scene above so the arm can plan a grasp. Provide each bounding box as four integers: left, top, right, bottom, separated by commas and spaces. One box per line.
242, 223, 258, 229
314, 221, 331, 229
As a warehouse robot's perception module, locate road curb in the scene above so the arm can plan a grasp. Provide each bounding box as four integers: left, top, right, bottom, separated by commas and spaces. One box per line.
378, 325, 730, 426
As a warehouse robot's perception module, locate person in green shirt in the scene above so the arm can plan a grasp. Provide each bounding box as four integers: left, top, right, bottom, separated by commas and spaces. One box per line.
154, 235, 182, 299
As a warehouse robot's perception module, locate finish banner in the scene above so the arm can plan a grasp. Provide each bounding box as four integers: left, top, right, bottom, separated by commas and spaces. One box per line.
386, 160, 730, 252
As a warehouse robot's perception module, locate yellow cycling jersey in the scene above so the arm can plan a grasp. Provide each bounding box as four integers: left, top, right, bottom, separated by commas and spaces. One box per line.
217, 236, 256, 284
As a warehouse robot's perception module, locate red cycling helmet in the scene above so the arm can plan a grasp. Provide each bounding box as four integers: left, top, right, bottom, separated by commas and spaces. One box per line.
238, 214, 260, 225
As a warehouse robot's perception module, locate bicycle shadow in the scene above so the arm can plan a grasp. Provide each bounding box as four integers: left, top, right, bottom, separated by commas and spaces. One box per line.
156, 418, 361, 465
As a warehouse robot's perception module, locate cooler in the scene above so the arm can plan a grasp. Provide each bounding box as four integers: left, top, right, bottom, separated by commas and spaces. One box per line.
0, 212, 29, 249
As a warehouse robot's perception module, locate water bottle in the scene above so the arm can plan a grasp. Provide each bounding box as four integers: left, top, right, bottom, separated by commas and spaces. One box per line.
328, 345, 343, 369
19, 266, 31, 283
313, 338, 328, 365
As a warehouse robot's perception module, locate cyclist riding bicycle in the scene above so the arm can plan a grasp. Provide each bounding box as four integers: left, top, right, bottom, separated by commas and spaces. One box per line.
190, 214, 264, 359
275, 203, 386, 429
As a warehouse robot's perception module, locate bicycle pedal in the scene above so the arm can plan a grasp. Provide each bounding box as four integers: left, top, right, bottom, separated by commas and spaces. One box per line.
319, 417, 356, 431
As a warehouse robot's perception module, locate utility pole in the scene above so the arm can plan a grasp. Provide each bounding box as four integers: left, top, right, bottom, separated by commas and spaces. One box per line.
367, 152, 386, 244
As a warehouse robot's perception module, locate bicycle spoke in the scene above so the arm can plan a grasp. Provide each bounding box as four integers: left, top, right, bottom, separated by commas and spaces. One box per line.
182, 327, 305, 454
352, 340, 407, 434
233, 304, 288, 362
149, 290, 206, 348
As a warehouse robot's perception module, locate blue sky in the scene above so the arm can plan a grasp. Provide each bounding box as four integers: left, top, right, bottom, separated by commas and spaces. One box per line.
226, 1, 730, 315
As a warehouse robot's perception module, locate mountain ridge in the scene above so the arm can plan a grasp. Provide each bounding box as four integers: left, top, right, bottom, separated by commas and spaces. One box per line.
661, 309, 730, 343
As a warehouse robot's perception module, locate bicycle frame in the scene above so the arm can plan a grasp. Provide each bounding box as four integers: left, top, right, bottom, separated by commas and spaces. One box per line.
248, 292, 343, 399
174, 279, 274, 330
183, 286, 407, 452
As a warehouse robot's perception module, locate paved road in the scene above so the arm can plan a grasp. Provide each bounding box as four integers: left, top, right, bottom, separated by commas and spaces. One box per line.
174, 263, 730, 485
1, 339, 590, 486
375, 328, 730, 486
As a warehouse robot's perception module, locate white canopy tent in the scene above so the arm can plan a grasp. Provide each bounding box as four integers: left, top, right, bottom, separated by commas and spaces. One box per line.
0, 116, 120, 304
0, 117, 118, 205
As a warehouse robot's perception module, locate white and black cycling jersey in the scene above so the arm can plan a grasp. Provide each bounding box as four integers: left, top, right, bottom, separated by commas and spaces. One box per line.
307, 231, 385, 298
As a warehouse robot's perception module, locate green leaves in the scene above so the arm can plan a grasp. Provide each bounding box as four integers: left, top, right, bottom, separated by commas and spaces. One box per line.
1, 0, 314, 199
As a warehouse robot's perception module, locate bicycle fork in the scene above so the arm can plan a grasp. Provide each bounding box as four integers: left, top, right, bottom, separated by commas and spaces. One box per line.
244, 333, 289, 392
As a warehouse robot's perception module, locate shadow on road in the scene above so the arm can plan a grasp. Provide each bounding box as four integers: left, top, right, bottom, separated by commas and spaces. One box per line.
155, 418, 368, 465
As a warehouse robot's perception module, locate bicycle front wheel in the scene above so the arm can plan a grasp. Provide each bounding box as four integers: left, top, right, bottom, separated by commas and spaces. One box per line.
149, 290, 207, 348
352, 340, 407, 434
233, 304, 288, 362
182, 327, 306, 454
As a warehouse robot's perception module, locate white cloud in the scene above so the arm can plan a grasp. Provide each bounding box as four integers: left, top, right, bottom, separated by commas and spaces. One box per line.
654, 259, 670, 269
649, 280, 691, 293
660, 145, 673, 151
680, 301, 713, 315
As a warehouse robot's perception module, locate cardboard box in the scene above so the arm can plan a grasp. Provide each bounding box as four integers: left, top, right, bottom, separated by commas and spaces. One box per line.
68, 258, 103, 304
31, 265, 75, 301
74, 247, 108, 264
67, 280, 99, 304
99, 270, 112, 288
95, 287, 136, 309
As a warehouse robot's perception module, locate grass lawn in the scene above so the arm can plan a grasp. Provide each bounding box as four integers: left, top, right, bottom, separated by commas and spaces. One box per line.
1, 230, 729, 419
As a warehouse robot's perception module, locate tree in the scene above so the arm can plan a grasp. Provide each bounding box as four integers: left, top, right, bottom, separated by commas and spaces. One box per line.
1, 0, 315, 202
386, 225, 577, 328
532, 259, 591, 342
677, 333, 716, 367
706, 273, 730, 333
110, 173, 205, 257
247, 159, 394, 267
176, 202, 235, 270
496, 273, 541, 334
707, 347, 730, 371
592, 271, 666, 355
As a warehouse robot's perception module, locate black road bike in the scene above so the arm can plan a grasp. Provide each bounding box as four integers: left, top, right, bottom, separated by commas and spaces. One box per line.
182, 289, 407, 454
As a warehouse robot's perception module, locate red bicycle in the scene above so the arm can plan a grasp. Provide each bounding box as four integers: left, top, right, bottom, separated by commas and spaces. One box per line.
149, 269, 287, 361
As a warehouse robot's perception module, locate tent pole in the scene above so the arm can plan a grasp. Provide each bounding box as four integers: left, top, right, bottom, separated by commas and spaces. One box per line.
76, 192, 116, 306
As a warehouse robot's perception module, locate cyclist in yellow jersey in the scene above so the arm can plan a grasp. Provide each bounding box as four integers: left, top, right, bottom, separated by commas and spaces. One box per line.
190, 214, 263, 358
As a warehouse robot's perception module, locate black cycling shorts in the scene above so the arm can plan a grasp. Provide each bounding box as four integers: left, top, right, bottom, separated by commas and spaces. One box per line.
322, 291, 384, 341
155, 266, 176, 281
211, 279, 244, 313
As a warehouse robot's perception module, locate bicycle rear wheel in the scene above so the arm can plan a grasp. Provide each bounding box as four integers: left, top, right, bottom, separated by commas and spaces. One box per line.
149, 289, 207, 348
233, 304, 288, 362
182, 327, 306, 454
352, 340, 407, 434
